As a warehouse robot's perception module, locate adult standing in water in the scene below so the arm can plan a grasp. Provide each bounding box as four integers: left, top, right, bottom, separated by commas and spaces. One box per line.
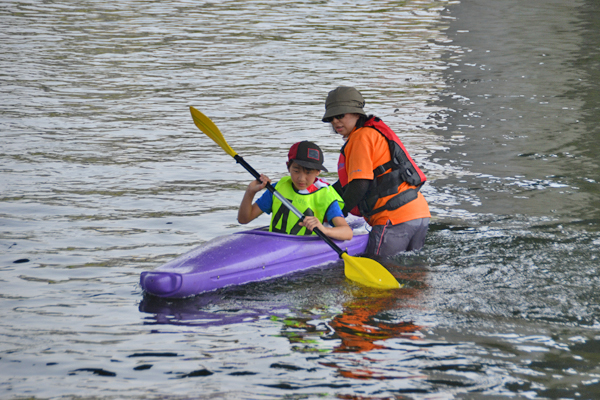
323, 86, 431, 258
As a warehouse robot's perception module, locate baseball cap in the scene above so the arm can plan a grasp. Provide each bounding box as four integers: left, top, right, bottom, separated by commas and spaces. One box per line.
287, 141, 328, 172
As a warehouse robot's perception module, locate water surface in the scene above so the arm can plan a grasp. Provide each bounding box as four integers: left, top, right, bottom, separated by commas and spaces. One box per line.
2, 0, 600, 398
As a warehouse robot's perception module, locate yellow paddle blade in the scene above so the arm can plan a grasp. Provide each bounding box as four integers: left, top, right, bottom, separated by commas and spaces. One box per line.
190, 106, 237, 157
342, 253, 401, 289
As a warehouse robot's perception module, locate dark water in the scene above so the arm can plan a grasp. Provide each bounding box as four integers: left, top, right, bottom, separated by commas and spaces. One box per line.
422, 0, 600, 398
2, 0, 600, 398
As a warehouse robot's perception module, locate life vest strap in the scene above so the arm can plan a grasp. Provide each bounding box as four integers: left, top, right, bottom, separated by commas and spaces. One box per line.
373, 160, 393, 177
338, 117, 427, 218
361, 186, 421, 218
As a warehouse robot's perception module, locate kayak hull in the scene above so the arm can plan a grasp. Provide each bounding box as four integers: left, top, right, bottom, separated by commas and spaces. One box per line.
140, 226, 368, 298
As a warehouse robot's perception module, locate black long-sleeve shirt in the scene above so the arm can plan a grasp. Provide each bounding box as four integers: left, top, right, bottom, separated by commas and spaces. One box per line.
333, 179, 370, 217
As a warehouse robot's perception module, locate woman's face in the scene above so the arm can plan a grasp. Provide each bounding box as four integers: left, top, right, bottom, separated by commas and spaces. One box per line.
329, 113, 360, 138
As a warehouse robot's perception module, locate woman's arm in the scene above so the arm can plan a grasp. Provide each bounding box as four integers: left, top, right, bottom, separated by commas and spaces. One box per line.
341, 178, 370, 216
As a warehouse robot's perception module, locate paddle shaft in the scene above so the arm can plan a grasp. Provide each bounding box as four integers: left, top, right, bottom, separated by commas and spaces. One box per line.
234, 155, 346, 258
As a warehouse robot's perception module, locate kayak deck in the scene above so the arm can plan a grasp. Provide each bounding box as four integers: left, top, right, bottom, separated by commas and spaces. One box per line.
140, 223, 368, 298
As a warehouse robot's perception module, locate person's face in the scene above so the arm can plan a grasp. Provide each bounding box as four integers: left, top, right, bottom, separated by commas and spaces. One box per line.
288, 162, 320, 191
329, 113, 360, 138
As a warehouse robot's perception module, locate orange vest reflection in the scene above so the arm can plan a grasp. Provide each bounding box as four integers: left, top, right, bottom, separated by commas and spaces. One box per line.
278, 264, 426, 361
336, 274, 424, 350
323, 267, 426, 380
329, 295, 421, 354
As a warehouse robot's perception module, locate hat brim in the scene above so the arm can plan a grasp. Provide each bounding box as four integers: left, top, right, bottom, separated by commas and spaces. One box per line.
291, 159, 328, 172
322, 106, 366, 122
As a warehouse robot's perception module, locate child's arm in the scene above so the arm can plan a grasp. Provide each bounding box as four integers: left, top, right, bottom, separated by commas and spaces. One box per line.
238, 174, 271, 224
300, 216, 353, 241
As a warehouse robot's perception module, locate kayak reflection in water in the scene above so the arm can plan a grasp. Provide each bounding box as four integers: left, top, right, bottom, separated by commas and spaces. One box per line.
237, 141, 353, 241
322, 86, 431, 258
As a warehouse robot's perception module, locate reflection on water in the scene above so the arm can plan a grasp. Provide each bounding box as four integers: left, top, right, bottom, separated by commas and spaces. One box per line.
2, 0, 600, 398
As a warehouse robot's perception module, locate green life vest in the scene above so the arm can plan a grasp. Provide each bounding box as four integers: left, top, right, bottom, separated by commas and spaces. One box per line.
270, 176, 344, 236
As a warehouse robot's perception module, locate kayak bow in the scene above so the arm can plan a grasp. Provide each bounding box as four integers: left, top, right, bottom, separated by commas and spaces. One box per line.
140, 223, 369, 298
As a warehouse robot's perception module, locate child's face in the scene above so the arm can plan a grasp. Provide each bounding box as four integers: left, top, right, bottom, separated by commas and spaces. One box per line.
288, 162, 320, 191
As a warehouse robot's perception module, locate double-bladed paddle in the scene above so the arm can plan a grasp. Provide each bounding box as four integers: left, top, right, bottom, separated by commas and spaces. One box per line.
189, 106, 400, 290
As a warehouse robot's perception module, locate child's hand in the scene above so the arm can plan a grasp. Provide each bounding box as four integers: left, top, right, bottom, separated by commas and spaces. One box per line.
299, 216, 324, 233
247, 174, 271, 194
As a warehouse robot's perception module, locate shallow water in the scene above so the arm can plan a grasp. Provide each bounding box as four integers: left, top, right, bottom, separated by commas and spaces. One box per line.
2, 0, 600, 398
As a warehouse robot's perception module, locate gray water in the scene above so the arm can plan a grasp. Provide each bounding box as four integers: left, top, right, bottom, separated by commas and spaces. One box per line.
1, 0, 600, 398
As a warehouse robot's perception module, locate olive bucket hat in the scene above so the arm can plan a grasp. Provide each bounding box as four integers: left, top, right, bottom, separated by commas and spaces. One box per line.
322, 86, 366, 122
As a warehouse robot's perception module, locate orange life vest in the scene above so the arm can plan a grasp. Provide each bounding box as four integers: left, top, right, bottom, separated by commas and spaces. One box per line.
337, 117, 426, 217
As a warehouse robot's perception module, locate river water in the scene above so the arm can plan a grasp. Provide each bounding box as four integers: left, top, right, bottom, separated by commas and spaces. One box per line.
1, 0, 599, 398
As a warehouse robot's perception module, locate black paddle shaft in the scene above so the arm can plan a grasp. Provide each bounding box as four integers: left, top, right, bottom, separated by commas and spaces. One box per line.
234, 155, 346, 258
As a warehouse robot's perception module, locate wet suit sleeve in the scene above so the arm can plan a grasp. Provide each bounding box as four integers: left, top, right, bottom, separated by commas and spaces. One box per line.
341, 179, 370, 217
332, 180, 343, 197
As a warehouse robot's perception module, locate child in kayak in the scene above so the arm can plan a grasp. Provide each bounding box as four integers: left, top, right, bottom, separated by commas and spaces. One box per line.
238, 141, 353, 241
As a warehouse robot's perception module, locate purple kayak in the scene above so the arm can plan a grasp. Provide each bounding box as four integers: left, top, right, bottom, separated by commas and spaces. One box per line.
140, 223, 368, 298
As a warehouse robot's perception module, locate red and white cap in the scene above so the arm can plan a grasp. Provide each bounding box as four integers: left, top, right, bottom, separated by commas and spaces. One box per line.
287, 141, 328, 172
